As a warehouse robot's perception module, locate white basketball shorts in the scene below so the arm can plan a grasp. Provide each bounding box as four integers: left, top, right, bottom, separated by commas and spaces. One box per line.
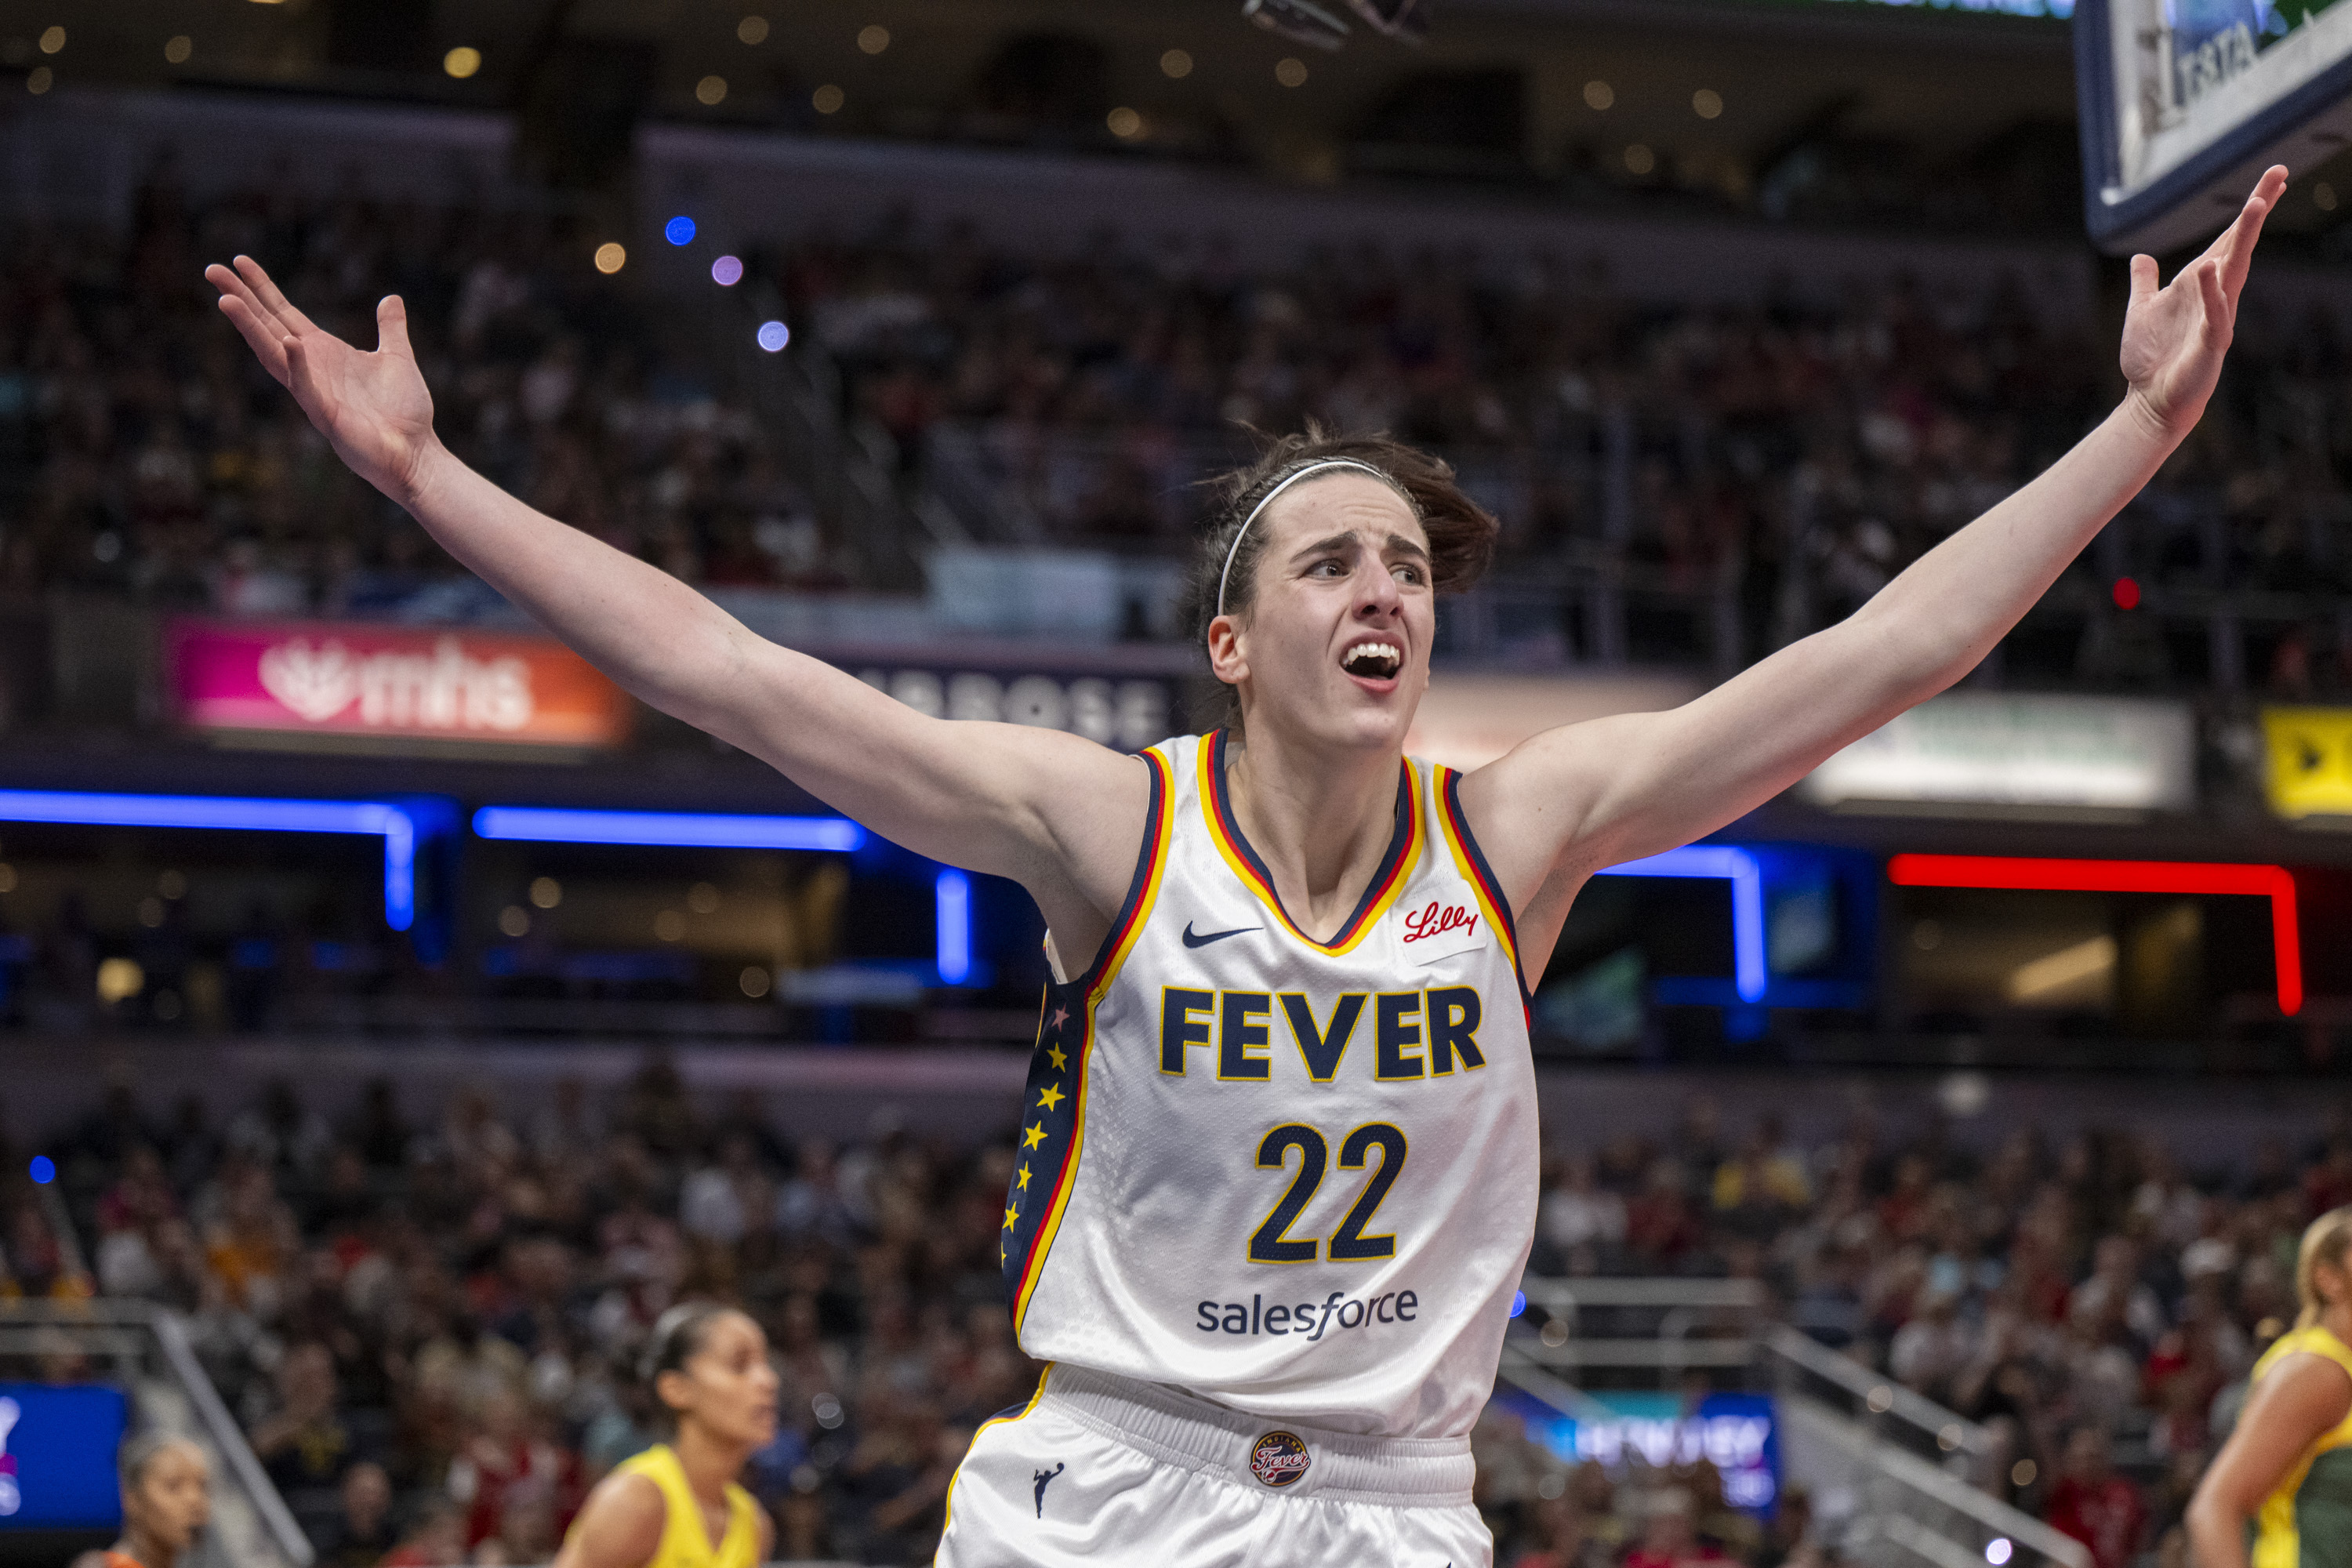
934, 1363, 1491, 1567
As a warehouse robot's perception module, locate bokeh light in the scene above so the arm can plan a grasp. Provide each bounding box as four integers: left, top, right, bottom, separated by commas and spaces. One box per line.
696, 74, 728, 106
443, 45, 481, 78
29, 1155, 54, 1185
593, 242, 626, 274
1624, 143, 1656, 175
1107, 107, 1142, 140
712, 255, 745, 286
757, 320, 791, 352
858, 24, 891, 53
39, 26, 64, 53
812, 84, 844, 114
2113, 576, 2141, 609
1161, 49, 1192, 78
26, 67, 51, 95
738, 15, 769, 44
665, 215, 697, 246
1275, 57, 1308, 88
1693, 88, 1723, 118
1584, 80, 1614, 110
165, 35, 193, 64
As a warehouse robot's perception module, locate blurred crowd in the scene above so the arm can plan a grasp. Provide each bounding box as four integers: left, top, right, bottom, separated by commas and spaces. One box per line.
785, 218, 2352, 685
0, 1070, 2343, 1568
9, 169, 2352, 689
0, 165, 848, 627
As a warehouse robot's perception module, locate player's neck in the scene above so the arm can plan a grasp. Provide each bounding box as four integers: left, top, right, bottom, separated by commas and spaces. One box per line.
114, 1530, 172, 1568
2320, 1302, 2352, 1347
672, 1424, 747, 1504
1224, 729, 1403, 926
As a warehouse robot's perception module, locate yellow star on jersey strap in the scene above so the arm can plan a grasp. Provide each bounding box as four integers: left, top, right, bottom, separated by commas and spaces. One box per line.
1047, 1044, 1068, 1071
1022, 1122, 1047, 1150
1016, 1163, 1033, 1191
1037, 1084, 1065, 1112
1003, 1204, 1020, 1230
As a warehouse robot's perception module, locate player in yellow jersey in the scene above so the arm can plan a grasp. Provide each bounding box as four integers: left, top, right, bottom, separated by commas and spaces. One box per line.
553, 1304, 778, 1568
2190, 1209, 2352, 1568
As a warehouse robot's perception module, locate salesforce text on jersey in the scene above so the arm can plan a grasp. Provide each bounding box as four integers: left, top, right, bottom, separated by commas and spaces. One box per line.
1196, 1289, 1419, 1339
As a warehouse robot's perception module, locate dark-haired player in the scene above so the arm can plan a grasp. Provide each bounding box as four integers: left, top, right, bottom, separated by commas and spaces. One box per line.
209, 165, 2284, 1564
553, 1303, 777, 1568
72, 1436, 211, 1568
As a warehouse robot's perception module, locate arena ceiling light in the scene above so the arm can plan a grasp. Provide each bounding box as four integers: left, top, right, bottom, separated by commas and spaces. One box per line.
1886, 854, 2303, 1016
470, 806, 866, 852
0, 789, 420, 930
1595, 845, 1766, 1004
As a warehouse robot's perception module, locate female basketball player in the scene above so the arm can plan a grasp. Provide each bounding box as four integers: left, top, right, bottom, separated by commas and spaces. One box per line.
209, 165, 2285, 1566
551, 1302, 777, 1568
72, 1436, 211, 1568
2189, 1207, 2352, 1568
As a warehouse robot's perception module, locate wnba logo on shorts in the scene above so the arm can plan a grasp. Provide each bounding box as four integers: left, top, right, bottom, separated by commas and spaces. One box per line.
1248, 1430, 1311, 1489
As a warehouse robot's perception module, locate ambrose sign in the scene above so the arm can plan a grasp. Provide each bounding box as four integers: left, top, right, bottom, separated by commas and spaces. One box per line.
168, 618, 631, 748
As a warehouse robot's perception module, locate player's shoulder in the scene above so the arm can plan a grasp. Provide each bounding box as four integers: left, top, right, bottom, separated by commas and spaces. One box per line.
561, 1465, 670, 1566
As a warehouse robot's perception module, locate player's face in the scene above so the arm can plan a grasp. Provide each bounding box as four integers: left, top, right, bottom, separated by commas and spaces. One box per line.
129, 1443, 212, 1553
667, 1311, 781, 1450
1214, 474, 1434, 753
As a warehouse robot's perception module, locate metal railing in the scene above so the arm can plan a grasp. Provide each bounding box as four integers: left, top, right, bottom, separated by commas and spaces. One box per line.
1513, 1275, 1769, 1374
1502, 1278, 2086, 1568
1780, 1396, 2089, 1568
0, 1299, 312, 1568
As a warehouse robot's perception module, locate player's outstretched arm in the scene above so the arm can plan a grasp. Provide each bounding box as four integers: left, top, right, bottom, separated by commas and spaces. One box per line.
204, 258, 1145, 944
1465, 166, 2287, 903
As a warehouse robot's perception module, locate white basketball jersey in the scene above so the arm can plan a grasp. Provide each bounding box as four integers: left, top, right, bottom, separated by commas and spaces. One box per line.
999, 730, 1540, 1441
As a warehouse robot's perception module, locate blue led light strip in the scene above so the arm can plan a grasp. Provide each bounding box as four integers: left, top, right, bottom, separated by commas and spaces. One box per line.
471, 807, 866, 852
0, 789, 419, 931
935, 869, 972, 985
1595, 844, 1768, 1004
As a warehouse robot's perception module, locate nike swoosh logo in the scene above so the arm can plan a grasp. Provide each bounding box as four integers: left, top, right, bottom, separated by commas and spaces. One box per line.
1182, 922, 1260, 948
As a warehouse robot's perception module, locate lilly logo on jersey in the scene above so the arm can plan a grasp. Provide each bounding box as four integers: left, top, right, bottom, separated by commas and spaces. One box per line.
1248, 1431, 1311, 1489
1400, 901, 1476, 944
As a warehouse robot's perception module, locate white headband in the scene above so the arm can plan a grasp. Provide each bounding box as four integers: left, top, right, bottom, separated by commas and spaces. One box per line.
1214, 459, 1397, 619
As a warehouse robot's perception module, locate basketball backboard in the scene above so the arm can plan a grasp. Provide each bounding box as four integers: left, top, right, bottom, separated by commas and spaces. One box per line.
2076, 0, 2352, 250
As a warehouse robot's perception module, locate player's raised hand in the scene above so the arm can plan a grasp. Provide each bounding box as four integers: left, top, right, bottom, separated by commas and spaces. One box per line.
2120, 164, 2288, 441
205, 256, 440, 506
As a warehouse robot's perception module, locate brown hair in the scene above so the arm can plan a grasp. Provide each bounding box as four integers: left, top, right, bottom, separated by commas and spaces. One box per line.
2298, 1207, 2352, 1327
1189, 426, 1498, 732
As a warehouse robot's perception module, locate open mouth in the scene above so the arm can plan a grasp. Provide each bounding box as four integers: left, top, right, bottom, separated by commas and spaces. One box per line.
1341, 641, 1403, 681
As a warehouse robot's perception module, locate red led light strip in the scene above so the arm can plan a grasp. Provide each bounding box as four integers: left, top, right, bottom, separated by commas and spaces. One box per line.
1885, 855, 2303, 1017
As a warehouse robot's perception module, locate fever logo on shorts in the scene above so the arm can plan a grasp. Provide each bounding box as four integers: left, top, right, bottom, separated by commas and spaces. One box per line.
1248, 1430, 1311, 1489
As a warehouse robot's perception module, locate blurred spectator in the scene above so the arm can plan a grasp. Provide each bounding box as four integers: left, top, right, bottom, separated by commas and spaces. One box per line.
317, 1462, 400, 1568
2044, 1426, 2147, 1568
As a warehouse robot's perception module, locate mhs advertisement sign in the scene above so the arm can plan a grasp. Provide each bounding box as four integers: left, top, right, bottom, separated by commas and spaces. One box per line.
167, 618, 633, 749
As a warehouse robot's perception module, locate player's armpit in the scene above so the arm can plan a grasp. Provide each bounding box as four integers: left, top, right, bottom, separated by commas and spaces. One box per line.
1455, 619, 1911, 909
707, 648, 1152, 951
2187, 1351, 2352, 1568
550, 1471, 667, 1568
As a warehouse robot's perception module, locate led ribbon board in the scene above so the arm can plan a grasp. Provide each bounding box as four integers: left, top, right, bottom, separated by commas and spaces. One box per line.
471, 808, 975, 985
1886, 853, 2302, 1014
1595, 845, 1768, 1003
0, 790, 420, 930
